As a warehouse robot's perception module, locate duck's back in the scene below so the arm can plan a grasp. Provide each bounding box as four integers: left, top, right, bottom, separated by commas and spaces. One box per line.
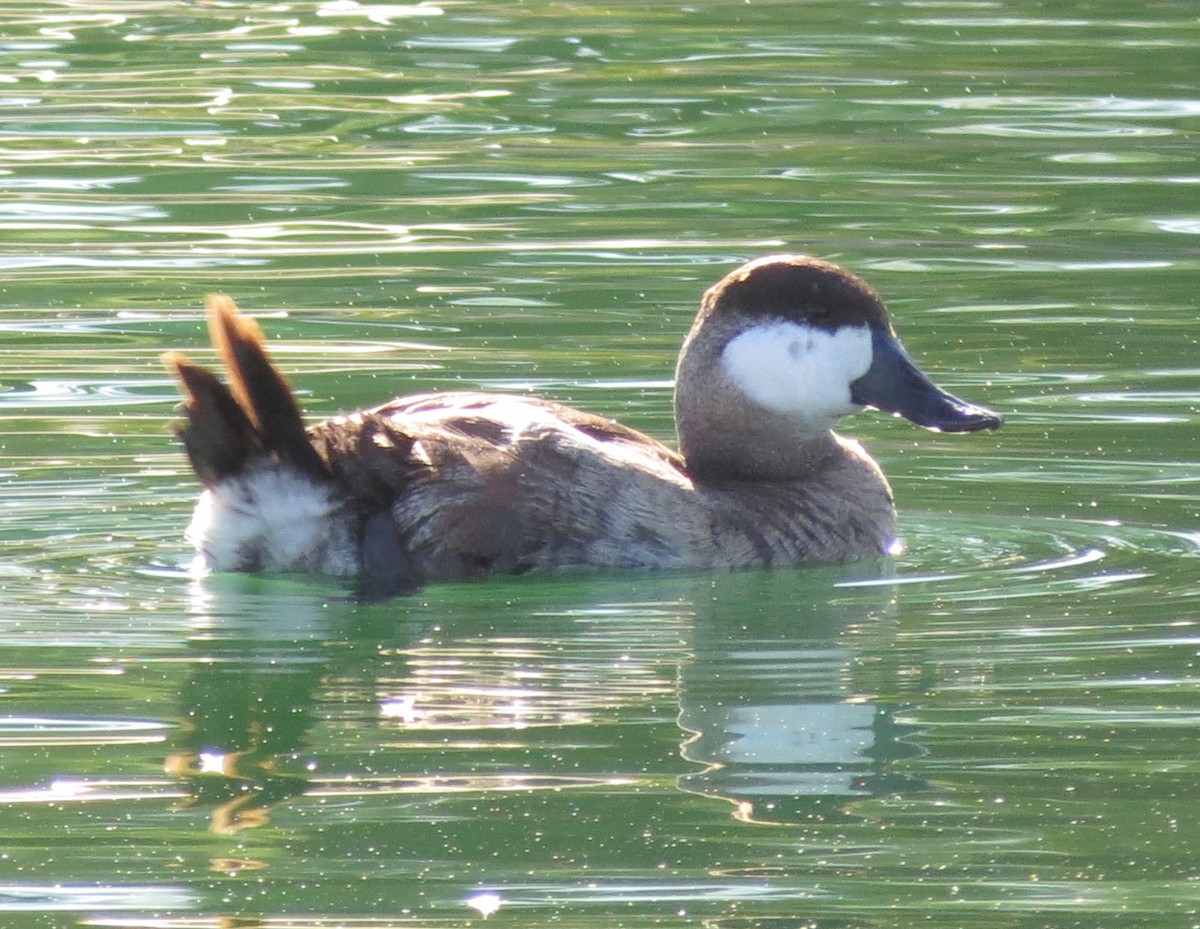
308, 392, 707, 583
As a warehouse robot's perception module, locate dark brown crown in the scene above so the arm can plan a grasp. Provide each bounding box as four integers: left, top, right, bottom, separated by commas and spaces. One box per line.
701, 255, 892, 332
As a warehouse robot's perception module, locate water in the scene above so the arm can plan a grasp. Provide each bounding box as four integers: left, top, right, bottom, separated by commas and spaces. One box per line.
0, 1, 1198, 926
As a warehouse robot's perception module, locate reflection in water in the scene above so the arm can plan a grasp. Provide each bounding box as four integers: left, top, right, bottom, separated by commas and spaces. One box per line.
168, 579, 334, 834
170, 573, 692, 836
679, 571, 923, 824
166, 655, 322, 834
170, 565, 926, 839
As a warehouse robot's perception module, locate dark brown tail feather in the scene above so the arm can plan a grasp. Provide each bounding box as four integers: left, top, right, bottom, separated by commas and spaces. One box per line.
163, 352, 260, 486
163, 295, 330, 485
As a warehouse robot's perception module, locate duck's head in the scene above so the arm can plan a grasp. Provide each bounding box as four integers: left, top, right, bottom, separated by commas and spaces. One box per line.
674, 254, 1002, 480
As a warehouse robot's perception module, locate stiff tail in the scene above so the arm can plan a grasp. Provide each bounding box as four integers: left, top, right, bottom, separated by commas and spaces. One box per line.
163, 294, 329, 486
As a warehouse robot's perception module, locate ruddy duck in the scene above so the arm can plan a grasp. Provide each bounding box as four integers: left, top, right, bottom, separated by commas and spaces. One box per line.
165, 255, 1001, 595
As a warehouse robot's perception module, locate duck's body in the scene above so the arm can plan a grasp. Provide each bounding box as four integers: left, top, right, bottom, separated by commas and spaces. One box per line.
166, 256, 1001, 594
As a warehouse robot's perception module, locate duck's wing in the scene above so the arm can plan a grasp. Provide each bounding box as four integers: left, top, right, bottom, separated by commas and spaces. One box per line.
307, 391, 695, 580
366, 391, 686, 469
309, 391, 688, 515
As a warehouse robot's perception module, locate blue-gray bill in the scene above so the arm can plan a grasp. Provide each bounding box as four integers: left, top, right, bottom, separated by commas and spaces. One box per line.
850, 328, 1003, 433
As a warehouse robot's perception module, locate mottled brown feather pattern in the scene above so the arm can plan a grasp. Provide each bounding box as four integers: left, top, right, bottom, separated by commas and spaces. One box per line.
302, 392, 893, 581
306, 393, 698, 581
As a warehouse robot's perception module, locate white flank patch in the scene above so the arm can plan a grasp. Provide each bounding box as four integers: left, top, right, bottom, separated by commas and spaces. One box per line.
722, 321, 874, 432
186, 464, 350, 574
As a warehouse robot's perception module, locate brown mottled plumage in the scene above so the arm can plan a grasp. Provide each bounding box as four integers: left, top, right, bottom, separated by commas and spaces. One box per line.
164, 256, 1002, 595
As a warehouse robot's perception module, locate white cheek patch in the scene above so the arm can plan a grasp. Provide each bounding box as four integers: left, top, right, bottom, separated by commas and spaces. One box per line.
722, 321, 874, 430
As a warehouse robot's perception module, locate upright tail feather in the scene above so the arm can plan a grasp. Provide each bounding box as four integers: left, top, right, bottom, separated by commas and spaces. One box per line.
163, 351, 260, 486
164, 295, 330, 486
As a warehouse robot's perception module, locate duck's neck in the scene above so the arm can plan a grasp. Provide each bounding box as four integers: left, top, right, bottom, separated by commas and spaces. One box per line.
678, 411, 842, 483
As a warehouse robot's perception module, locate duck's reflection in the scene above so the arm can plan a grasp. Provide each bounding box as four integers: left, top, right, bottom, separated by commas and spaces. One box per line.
165, 659, 323, 834
678, 570, 924, 824
168, 567, 924, 833
167, 576, 340, 834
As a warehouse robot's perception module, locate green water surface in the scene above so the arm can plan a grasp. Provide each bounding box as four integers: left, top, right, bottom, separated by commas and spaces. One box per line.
0, 2, 1198, 927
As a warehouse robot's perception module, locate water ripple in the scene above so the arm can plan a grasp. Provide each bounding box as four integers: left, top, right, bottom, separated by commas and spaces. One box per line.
0, 716, 166, 747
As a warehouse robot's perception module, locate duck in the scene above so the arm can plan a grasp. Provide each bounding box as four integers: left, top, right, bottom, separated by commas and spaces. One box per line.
164, 255, 1002, 595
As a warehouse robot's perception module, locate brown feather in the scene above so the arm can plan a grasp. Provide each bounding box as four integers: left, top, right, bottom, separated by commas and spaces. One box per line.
162, 351, 259, 485
204, 294, 329, 480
